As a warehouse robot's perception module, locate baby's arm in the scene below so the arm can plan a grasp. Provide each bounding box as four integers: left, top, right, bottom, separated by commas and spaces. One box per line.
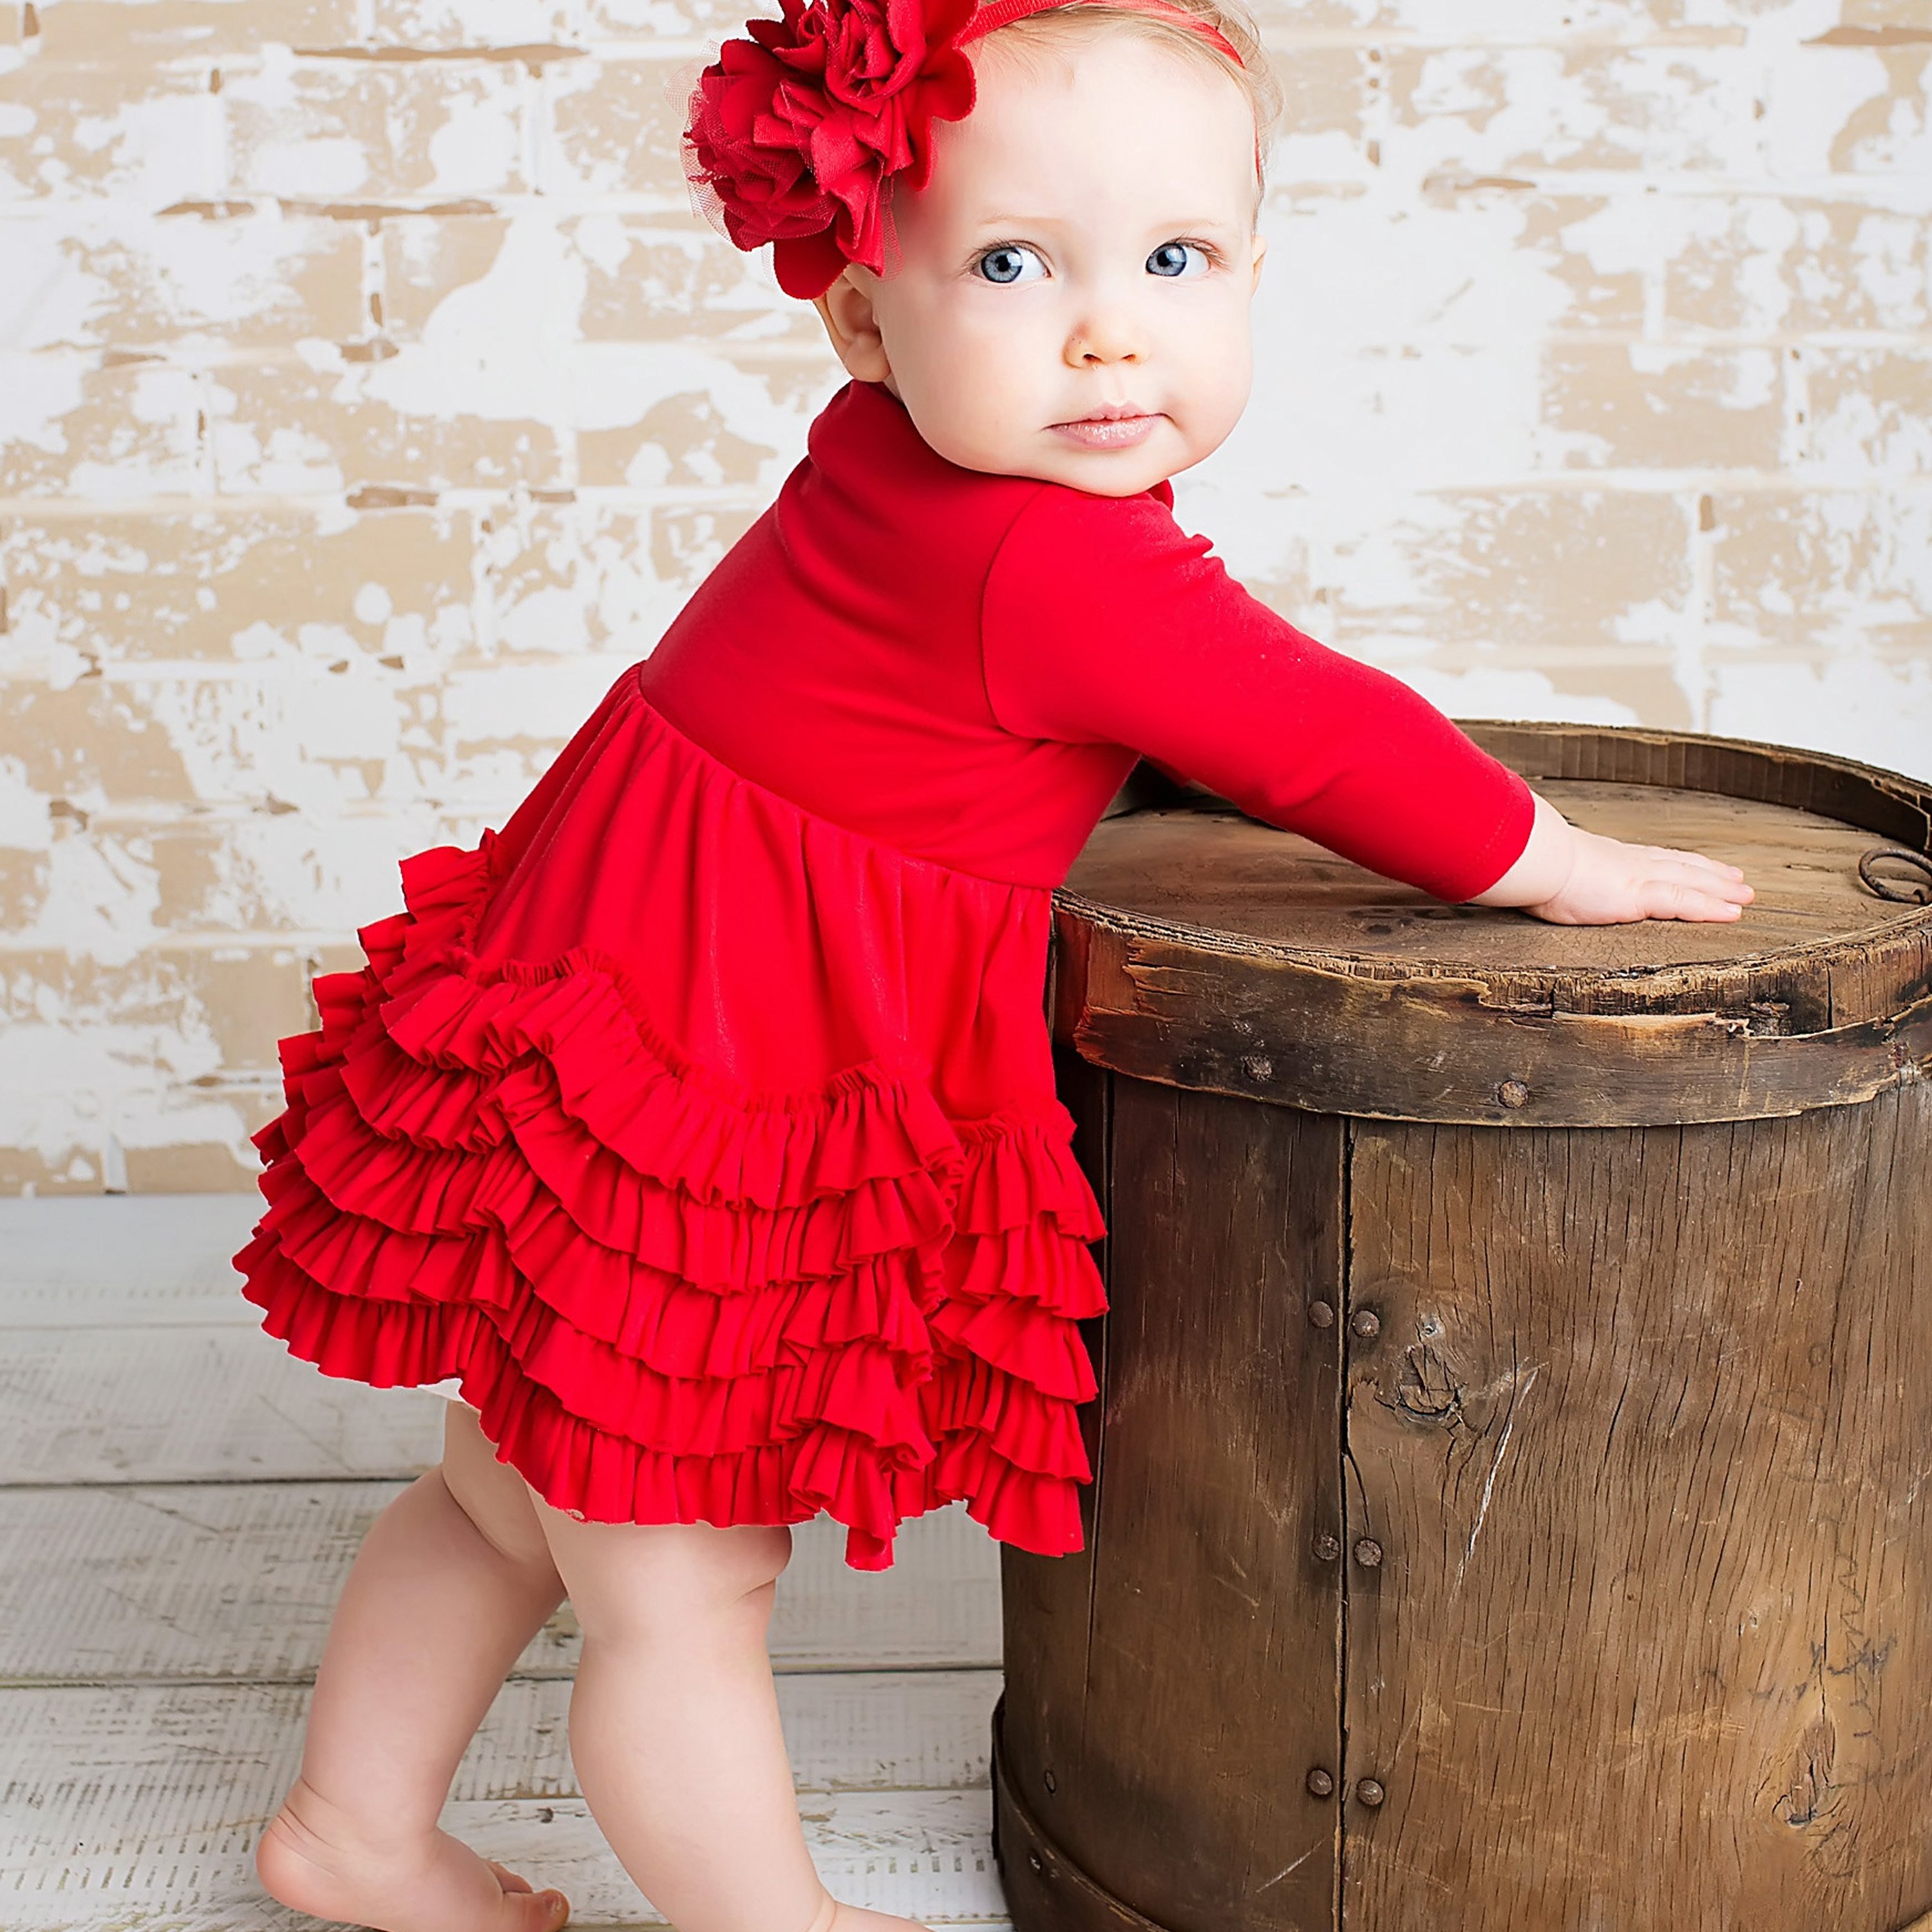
983, 491, 1756, 925
1472, 792, 1754, 925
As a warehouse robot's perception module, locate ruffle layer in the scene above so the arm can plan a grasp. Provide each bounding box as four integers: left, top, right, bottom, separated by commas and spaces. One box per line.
236, 737, 1108, 1569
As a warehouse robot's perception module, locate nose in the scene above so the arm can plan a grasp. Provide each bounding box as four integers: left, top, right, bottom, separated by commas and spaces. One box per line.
1064, 292, 1146, 368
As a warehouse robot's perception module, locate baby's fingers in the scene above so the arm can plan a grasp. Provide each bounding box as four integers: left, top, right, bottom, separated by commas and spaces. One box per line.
1639, 874, 1747, 922
1640, 842, 1747, 880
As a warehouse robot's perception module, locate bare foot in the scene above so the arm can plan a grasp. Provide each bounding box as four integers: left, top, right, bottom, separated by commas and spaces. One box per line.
826, 1901, 935, 1932
256, 1776, 569, 1932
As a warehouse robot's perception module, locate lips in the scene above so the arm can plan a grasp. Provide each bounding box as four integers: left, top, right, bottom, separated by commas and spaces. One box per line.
1051, 406, 1162, 450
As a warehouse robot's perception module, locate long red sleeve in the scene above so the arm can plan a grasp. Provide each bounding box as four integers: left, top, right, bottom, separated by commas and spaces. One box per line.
980, 485, 1535, 904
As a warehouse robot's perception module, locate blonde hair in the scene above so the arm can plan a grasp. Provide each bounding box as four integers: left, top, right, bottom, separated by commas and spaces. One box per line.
978, 0, 1281, 172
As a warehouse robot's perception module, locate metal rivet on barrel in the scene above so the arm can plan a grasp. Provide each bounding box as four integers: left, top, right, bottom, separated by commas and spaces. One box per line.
1312, 1532, 1341, 1563
1349, 1307, 1382, 1340
1356, 1778, 1387, 1808
1308, 1300, 1336, 1329
1353, 1538, 1384, 1569
1497, 1079, 1531, 1108
1305, 1767, 1336, 1799
1043, 1768, 1057, 1794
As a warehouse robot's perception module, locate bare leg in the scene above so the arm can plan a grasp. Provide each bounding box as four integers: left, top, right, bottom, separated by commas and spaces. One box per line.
256, 1403, 572, 1932
530, 1497, 931, 1932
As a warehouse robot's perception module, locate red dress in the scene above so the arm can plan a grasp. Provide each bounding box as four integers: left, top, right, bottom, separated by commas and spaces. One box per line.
236, 380, 1533, 1570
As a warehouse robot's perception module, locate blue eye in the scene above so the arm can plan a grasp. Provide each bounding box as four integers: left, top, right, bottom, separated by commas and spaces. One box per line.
977, 244, 1046, 285
1147, 242, 1209, 278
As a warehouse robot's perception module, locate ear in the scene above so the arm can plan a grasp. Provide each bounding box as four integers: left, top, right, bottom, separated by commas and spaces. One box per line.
813, 269, 893, 383
1249, 231, 1267, 292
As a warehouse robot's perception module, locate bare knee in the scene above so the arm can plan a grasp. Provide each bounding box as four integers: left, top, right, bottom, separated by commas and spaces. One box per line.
536, 1513, 793, 1650
439, 1404, 558, 1575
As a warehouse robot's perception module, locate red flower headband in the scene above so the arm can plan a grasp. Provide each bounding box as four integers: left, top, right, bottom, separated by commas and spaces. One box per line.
682, 0, 1246, 299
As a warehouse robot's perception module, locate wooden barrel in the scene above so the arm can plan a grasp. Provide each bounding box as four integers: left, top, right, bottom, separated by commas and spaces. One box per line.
990, 723, 1932, 1932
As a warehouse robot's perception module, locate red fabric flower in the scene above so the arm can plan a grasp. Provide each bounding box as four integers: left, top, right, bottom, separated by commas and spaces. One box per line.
684, 0, 978, 299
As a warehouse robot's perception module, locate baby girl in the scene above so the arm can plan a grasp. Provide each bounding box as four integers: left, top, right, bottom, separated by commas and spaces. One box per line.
239, 2, 1752, 1931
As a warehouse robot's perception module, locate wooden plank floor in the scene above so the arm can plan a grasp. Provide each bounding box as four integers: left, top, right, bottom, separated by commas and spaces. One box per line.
0, 1197, 1014, 1931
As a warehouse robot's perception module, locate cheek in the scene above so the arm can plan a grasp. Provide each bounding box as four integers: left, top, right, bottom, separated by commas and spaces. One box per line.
907, 298, 1051, 397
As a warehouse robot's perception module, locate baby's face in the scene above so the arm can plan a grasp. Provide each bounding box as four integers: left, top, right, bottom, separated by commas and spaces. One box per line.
817, 30, 1265, 495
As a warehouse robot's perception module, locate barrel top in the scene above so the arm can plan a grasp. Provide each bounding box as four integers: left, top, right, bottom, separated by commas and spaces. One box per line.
1064, 779, 1925, 976
1053, 725, 1932, 1125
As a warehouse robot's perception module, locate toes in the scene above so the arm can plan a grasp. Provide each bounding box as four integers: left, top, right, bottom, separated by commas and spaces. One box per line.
488, 1859, 536, 1896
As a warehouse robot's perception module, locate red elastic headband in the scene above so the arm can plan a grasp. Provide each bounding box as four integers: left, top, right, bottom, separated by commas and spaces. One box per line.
682, 0, 1249, 300
958, 0, 1244, 64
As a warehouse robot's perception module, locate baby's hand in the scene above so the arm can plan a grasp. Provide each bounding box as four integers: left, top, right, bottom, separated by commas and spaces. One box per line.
1472, 793, 1754, 926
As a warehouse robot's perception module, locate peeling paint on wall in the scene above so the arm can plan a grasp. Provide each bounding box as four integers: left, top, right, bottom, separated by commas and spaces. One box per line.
1, 0, 1929, 1190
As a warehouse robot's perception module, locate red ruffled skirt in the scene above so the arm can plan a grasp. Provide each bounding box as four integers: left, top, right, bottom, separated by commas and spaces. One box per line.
234, 665, 1107, 1569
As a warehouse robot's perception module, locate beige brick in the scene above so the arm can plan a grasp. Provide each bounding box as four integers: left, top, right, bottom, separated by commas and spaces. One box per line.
1327, 488, 1695, 661
1540, 344, 1786, 470
578, 0, 784, 39
0, 505, 478, 668
1516, 194, 1651, 330
1385, 44, 1760, 175
379, 207, 803, 348
123, 1136, 266, 1189
377, 207, 514, 337
483, 500, 697, 657
362, 0, 573, 50
0, 358, 205, 498
647, 500, 761, 596
0, 677, 200, 804
1804, 349, 1932, 477
1761, 41, 1931, 177
1658, 197, 1932, 336
1267, 45, 1375, 172
5, 209, 365, 355
572, 220, 809, 345
578, 391, 776, 488
30, 0, 358, 61
1390, 189, 1649, 334
224, 57, 530, 201
1833, 1, 1932, 30
0, 60, 222, 203
207, 355, 564, 493
474, 501, 765, 651
1249, 0, 1383, 28
1703, 489, 1932, 781
1708, 489, 1932, 659
538, 55, 691, 199
0, 1146, 113, 1195
0, 943, 319, 1072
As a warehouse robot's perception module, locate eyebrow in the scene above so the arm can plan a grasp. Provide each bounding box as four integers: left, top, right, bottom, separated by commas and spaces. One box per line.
968, 212, 1245, 232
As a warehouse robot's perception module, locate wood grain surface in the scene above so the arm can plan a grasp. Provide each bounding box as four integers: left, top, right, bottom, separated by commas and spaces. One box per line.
1009, 725, 1932, 1932
0, 1482, 1000, 1685
1068, 782, 1913, 972
0, 1203, 1015, 1929
1, 1674, 1007, 1930
1341, 1086, 1932, 1927
1058, 728, 1932, 1126
1002, 1066, 1345, 1932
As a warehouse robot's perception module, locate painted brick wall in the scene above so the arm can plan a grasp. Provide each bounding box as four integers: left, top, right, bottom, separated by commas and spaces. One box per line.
1, 0, 1927, 1192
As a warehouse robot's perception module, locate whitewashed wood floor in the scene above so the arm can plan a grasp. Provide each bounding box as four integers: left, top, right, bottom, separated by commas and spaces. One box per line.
0, 1196, 1014, 1931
